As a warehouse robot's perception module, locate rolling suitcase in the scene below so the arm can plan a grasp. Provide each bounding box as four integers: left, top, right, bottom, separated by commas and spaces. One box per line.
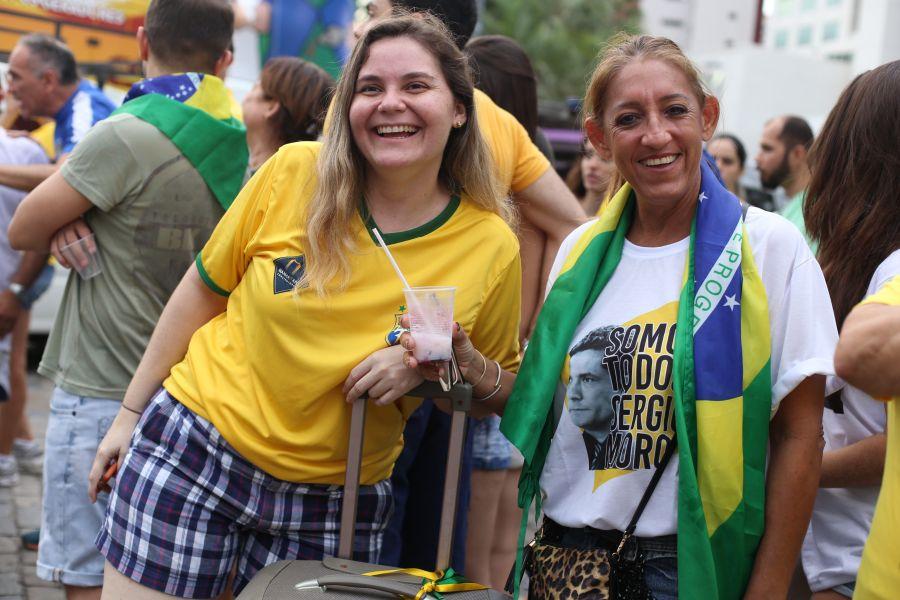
237, 373, 511, 599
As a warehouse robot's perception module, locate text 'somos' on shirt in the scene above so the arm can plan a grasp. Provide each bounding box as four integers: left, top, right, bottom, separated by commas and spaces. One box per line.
539, 207, 838, 537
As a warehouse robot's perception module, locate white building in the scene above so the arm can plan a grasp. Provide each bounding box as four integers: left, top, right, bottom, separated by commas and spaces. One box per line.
691, 45, 850, 168
641, 0, 760, 53
764, 0, 900, 73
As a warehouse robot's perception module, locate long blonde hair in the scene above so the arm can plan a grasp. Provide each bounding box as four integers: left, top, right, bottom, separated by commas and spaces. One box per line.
303, 14, 509, 295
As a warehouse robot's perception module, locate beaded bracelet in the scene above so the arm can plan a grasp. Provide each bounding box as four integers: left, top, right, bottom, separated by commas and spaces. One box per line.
474, 360, 503, 402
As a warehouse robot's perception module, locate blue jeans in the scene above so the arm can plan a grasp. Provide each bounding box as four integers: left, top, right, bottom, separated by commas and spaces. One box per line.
381, 400, 474, 572
638, 537, 677, 600
38, 387, 120, 586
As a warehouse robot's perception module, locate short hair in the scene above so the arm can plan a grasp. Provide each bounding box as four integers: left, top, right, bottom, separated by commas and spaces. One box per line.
391, 0, 478, 48
260, 57, 334, 144
18, 34, 78, 86
711, 133, 747, 169
778, 115, 814, 151
571, 326, 614, 359
144, 0, 234, 74
466, 35, 538, 139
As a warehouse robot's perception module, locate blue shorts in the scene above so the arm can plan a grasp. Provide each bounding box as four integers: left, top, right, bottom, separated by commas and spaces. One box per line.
37, 387, 119, 586
97, 389, 393, 598
471, 414, 511, 470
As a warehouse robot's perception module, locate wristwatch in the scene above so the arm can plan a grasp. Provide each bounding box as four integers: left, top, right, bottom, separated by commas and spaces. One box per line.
7, 282, 27, 303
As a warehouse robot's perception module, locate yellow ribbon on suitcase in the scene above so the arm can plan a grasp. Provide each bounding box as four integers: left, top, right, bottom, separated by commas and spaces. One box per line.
363, 567, 488, 599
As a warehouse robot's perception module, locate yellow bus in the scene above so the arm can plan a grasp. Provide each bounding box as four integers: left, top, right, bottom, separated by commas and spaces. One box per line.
0, 0, 149, 84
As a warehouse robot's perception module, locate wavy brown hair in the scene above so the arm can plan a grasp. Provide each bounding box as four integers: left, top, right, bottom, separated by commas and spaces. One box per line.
260, 57, 334, 144
805, 60, 900, 328
303, 14, 508, 295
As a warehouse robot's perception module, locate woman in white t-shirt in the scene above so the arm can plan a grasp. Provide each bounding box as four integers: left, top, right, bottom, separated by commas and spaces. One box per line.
403, 34, 838, 600
800, 61, 900, 600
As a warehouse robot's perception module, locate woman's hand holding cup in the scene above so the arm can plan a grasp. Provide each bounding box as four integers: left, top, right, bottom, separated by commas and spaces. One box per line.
399, 315, 483, 384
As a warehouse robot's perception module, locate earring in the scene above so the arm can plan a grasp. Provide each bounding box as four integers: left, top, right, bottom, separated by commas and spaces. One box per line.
453, 121, 464, 129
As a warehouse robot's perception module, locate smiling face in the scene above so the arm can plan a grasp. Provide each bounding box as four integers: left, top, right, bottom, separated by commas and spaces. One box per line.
586, 58, 718, 209
349, 35, 465, 179
567, 348, 615, 438
708, 137, 743, 193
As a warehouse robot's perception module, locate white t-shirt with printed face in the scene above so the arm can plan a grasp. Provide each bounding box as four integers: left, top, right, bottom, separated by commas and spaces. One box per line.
801, 249, 900, 592
539, 207, 839, 537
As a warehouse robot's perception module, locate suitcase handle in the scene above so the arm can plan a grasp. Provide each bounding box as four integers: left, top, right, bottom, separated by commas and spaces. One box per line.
338, 366, 472, 572
295, 573, 438, 599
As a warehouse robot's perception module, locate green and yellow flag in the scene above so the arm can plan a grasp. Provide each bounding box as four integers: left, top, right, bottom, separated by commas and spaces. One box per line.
501, 159, 772, 599
114, 73, 248, 210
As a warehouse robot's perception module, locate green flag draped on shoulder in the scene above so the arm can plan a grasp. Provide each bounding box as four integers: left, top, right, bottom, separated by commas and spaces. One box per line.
501, 159, 772, 599
113, 73, 248, 211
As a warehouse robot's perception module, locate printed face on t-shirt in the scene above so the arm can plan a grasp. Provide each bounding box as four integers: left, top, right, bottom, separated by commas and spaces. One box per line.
567, 347, 615, 442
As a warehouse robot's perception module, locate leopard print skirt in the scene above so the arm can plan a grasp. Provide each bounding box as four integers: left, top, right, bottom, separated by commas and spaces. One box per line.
527, 542, 612, 599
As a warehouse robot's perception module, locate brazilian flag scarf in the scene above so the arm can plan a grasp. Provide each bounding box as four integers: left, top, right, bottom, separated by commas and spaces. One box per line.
113, 73, 248, 210
501, 159, 772, 599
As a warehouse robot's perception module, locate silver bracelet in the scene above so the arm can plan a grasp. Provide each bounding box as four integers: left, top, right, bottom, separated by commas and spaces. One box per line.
474, 360, 502, 402
470, 352, 488, 387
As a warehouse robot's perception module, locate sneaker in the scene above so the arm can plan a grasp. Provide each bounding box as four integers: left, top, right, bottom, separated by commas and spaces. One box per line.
0, 454, 18, 487
12, 439, 42, 475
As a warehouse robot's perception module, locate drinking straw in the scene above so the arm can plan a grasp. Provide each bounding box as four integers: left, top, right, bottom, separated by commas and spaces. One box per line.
372, 228, 451, 390
372, 228, 411, 290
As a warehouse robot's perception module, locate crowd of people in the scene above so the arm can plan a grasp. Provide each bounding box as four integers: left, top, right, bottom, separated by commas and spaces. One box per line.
0, 0, 897, 599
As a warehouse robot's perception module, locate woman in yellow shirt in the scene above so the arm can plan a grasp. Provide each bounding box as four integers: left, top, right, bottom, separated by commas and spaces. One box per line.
85, 15, 521, 599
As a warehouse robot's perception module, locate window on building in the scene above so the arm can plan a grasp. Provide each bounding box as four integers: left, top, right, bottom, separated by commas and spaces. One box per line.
776, 0, 794, 16
774, 29, 789, 48
823, 21, 840, 41
797, 25, 813, 45
662, 18, 684, 27
826, 0, 841, 6
802, 0, 816, 10
728, 10, 738, 20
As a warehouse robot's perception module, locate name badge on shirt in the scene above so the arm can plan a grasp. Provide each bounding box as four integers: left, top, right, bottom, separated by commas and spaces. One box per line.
273, 255, 306, 294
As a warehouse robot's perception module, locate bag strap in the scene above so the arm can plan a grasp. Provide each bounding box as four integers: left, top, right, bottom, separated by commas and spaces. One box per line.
621, 436, 677, 540
617, 204, 746, 546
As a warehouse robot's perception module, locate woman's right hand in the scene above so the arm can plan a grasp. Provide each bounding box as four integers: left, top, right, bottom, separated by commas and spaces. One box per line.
399, 316, 483, 384
87, 407, 141, 503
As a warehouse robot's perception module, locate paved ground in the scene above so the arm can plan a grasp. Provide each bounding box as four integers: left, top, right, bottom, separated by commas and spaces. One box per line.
0, 372, 811, 600
0, 374, 64, 600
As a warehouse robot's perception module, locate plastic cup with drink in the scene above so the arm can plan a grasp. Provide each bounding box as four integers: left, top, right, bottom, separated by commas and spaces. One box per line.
59, 233, 103, 280
371, 229, 457, 389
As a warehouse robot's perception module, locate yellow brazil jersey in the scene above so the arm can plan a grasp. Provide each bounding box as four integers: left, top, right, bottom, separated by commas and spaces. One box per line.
472, 89, 549, 193
164, 142, 522, 485
324, 89, 549, 194
855, 275, 900, 600
29, 121, 56, 161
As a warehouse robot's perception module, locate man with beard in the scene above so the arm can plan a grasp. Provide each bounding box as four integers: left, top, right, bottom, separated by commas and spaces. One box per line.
567, 327, 617, 469
756, 115, 815, 251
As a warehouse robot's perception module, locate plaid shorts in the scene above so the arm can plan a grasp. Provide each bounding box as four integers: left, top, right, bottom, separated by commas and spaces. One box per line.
96, 389, 393, 598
